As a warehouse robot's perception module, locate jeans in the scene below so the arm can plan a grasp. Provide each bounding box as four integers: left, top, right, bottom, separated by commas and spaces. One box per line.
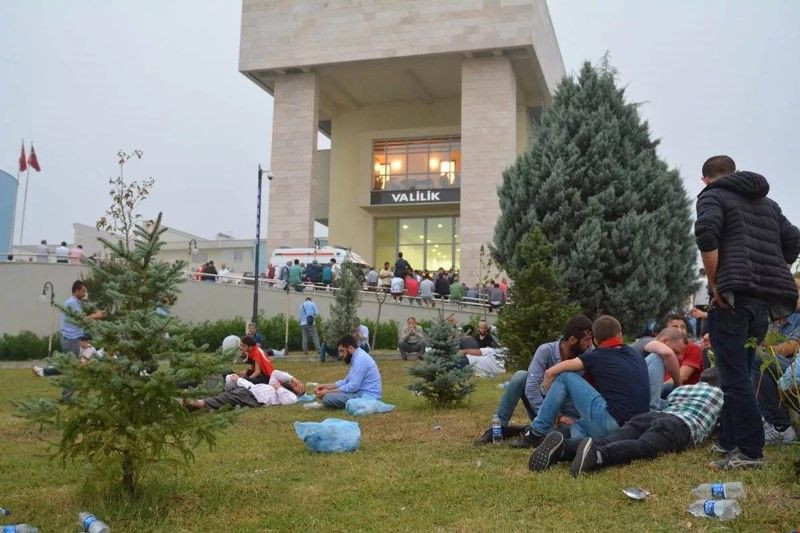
321, 391, 359, 409
645, 354, 667, 411
531, 372, 619, 439
708, 294, 769, 458
60, 337, 81, 356
560, 412, 691, 467
496, 370, 537, 426
753, 351, 792, 429
301, 324, 321, 354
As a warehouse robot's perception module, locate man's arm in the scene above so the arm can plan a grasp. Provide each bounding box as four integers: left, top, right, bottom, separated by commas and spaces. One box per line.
524, 348, 553, 413
695, 193, 727, 307
541, 358, 585, 392
644, 340, 682, 386
778, 210, 800, 264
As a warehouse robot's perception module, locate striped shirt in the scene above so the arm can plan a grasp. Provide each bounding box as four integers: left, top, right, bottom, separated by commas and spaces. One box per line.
663, 382, 724, 444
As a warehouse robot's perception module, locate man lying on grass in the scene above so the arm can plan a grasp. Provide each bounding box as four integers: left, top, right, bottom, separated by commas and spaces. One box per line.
313, 334, 382, 409
185, 370, 306, 410
529, 368, 723, 476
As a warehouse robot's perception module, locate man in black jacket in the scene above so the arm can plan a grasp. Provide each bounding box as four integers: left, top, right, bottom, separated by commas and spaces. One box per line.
695, 155, 800, 470
393, 252, 411, 279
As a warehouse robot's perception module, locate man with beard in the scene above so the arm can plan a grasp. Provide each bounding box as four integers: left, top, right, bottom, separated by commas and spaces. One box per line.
313, 335, 383, 409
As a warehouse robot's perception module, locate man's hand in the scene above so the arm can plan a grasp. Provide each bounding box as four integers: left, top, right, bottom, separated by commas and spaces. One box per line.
710, 286, 730, 309
541, 370, 555, 394
230, 374, 240, 382
690, 307, 708, 319
700, 334, 711, 350
557, 415, 574, 426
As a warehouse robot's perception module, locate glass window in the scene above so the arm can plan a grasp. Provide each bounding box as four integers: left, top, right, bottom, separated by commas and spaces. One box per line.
371, 136, 460, 191
399, 218, 425, 245
401, 246, 424, 273
374, 246, 396, 269
375, 216, 459, 272
427, 217, 453, 244
375, 219, 397, 245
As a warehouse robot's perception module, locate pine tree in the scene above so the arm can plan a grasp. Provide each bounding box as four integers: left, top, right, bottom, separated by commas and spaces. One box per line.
322, 261, 362, 346
493, 59, 696, 333
495, 228, 581, 370
18, 214, 233, 496
407, 314, 474, 407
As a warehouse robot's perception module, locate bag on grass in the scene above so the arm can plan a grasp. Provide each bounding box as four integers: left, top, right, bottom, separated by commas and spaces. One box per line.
296, 393, 316, 403
345, 398, 395, 416
294, 418, 361, 453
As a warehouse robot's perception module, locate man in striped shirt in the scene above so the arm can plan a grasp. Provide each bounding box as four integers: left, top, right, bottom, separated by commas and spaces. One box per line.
528, 369, 723, 477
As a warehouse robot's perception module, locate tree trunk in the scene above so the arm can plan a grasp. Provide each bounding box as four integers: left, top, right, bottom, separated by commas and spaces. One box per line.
122, 451, 136, 495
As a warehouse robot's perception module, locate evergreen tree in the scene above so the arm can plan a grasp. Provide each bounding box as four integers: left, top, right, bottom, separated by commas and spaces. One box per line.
495, 228, 581, 370
493, 59, 696, 333
18, 214, 233, 496
407, 314, 474, 407
322, 261, 362, 346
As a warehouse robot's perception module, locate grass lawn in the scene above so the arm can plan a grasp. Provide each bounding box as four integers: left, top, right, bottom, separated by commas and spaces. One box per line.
1, 360, 798, 532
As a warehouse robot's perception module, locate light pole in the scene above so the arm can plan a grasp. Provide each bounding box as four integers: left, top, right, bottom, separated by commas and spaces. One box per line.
39, 281, 55, 356
252, 166, 270, 325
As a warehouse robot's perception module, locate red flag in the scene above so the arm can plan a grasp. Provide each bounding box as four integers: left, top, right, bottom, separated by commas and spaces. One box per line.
28, 143, 41, 172
18, 142, 27, 172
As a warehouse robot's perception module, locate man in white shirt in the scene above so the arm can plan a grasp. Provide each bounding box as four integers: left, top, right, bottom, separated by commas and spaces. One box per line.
55, 242, 70, 264
35, 240, 49, 263
218, 264, 231, 283
354, 318, 370, 352
186, 370, 306, 410
390, 275, 405, 302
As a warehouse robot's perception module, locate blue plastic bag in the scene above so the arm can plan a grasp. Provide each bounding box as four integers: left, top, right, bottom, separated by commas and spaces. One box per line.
345, 398, 395, 416
294, 418, 361, 453
296, 393, 316, 403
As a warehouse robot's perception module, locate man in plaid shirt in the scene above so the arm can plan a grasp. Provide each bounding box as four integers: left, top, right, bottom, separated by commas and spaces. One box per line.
528, 370, 724, 477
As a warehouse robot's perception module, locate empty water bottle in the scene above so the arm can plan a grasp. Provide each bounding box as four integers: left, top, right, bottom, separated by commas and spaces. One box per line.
491, 413, 503, 444
691, 481, 745, 499
687, 499, 741, 520
78, 512, 110, 533
2, 525, 39, 533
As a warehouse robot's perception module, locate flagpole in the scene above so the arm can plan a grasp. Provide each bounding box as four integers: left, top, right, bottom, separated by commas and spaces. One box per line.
18, 165, 31, 246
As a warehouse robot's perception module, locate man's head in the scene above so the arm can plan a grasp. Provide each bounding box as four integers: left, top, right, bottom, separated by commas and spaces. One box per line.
79, 335, 91, 349
305, 296, 312, 302
293, 259, 299, 265
331, 258, 337, 265
592, 315, 622, 344
337, 334, 358, 363
221, 264, 227, 270
665, 313, 688, 334
701, 155, 736, 184
477, 319, 490, 336
562, 315, 594, 356
40, 239, 46, 245
656, 327, 688, 356
246, 322, 256, 335
700, 367, 719, 387
283, 376, 306, 395
71, 280, 87, 299
407, 316, 417, 327
398, 252, 403, 259
241, 335, 257, 351
61, 241, 67, 247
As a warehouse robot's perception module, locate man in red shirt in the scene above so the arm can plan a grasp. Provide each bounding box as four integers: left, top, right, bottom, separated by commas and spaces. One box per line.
404, 273, 421, 306
663, 314, 703, 386
238, 335, 274, 384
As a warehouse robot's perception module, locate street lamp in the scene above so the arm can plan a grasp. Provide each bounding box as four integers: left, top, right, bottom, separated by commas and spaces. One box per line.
39, 281, 55, 356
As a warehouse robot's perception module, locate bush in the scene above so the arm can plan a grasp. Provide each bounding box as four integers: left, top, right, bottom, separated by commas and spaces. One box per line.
189, 317, 247, 352
362, 319, 399, 350
0, 331, 59, 361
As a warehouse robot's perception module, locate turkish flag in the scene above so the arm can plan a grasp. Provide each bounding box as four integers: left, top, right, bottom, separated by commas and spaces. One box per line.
28, 143, 41, 172
19, 142, 27, 172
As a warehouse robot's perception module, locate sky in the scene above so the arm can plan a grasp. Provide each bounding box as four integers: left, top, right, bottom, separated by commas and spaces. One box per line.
1, 0, 798, 247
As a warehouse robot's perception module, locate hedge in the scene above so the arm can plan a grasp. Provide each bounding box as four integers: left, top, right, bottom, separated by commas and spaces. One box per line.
0, 331, 60, 361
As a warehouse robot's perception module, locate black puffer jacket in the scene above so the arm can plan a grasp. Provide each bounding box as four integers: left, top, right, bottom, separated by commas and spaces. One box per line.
695, 171, 800, 311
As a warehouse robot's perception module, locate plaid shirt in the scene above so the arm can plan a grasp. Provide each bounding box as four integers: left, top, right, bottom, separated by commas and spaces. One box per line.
663, 382, 724, 444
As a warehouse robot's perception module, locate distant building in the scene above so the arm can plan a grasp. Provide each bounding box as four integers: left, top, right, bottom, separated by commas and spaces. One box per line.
0, 170, 17, 258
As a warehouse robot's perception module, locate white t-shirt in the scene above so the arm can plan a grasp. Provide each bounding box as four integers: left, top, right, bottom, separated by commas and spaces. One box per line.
420, 279, 434, 297
357, 324, 369, 345
236, 372, 299, 406
390, 276, 405, 293
55, 245, 69, 260
79, 345, 99, 360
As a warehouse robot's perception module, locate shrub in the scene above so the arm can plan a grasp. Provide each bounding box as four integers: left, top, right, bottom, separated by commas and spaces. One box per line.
189, 317, 247, 351
362, 319, 399, 350
0, 331, 59, 361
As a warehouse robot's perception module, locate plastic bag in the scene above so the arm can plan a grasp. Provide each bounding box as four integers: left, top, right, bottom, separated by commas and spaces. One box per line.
294, 418, 361, 453
345, 398, 395, 416
296, 393, 316, 403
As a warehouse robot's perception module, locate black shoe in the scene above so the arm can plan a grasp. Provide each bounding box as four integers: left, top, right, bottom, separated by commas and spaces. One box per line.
473, 425, 527, 446
509, 428, 545, 449
474, 428, 495, 445
528, 431, 565, 472
570, 437, 597, 478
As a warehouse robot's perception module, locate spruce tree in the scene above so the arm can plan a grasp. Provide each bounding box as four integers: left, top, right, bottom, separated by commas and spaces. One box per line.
322, 261, 362, 346
493, 59, 696, 333
18, 214, 233, 496
407, 314, 474, 407
495, 228, 581, 370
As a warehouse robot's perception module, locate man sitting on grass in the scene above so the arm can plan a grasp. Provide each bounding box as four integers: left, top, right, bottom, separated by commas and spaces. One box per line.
237, 335, 274, 385
33, 335, 102, 377
186, 369, 306, 410
509, 315, 650, 448
474, 315, 594, 445
314, 335, 382, 409
642, 327, 686, 410
529, 368, 723, 477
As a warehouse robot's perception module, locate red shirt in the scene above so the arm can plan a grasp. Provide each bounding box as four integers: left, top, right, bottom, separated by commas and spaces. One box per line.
663, 343, 703, 385
247, 345, 274, 378
405, 277, 420, 297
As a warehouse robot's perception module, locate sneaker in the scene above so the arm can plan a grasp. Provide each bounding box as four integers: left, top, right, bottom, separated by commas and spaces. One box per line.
508, 428, 545, 449
570, 437, 597, 478
528, 431, 564, 472
765, 421, 797, 445
709, 442, 734, 455
777, 425, 798, 444
708, 450, 764, 471
473, 425, 530, 446
32, 365, 44, 377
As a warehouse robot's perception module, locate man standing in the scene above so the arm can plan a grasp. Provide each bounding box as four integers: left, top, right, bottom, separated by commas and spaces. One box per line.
314, 335, 382, 409
290, 259, 305, 291
379, 261, 393, 291
299, 296, 321, 356
394, 251, 411, 279
60, 280, 106, 355
695, 155, 800, 470
35, 240, 49, 263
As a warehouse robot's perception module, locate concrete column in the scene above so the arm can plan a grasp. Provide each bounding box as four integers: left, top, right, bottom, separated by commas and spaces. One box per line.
459, 56, 517, 284
267, 72, 319, 255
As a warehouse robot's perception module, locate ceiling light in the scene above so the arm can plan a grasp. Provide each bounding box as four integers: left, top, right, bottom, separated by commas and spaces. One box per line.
402, 225, 408, 229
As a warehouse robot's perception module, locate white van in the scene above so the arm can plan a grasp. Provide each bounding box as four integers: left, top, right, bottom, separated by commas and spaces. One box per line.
268, 246, 369, 269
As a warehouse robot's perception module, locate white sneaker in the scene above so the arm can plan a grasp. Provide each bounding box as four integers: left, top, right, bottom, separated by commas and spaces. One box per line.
32, 365, 44, 377
764, 420, 782, 445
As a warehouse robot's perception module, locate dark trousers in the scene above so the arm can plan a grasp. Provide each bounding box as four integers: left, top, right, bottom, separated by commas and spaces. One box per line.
708, 294, 769, 458
753, 351, 792, 429
561, 412, 691, 466
203, 387, 260, 409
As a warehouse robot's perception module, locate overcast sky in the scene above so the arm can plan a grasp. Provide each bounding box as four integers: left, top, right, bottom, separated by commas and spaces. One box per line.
1, 1, 798, 246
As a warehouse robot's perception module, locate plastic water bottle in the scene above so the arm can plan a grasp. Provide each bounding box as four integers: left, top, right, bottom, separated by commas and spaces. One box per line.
687, 499, 741, 520
2, 525, 39, 533
78, 512, 110, 533
491, 413, 503, 444
691, 481, 745, 499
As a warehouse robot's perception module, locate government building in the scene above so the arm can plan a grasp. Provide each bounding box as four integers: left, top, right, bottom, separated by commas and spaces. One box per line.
239, 0, 564, 282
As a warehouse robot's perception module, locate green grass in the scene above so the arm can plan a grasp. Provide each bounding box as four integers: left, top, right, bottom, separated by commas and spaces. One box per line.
1, 361, 798, 532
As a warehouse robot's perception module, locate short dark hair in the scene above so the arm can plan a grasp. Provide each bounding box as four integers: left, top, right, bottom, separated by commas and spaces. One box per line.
701, 155, 735, 180
79, 335, 91, 342
665, 313, 688, 329
592, 315, 622, 343
562, 315, 593, 341
71, 280, 86, 293
331, 258, 337, 264
700, 367, 719, 387
398, 252, 403, 258
337, 334, 357, 349
294, 259, 299, 265
241, 335, 257, 347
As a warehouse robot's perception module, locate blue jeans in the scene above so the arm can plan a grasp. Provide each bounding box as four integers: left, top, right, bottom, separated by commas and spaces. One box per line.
531, 372, 619, 439
496, 370, 536, 426
708, 295, 769, 458
321, 392, 359, 409
645, 354, 667, 411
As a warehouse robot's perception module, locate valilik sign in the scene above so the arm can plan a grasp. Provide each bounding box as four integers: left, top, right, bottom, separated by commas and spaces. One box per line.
370, 188, 460, 206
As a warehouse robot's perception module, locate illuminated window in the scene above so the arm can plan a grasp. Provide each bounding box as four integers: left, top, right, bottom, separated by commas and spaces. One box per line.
374, 216, 460, 271
372, 136, 461, 191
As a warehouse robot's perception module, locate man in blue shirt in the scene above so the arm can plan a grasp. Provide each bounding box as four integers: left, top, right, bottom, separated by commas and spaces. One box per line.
60, 280, 106, 356
314, 335, 382, 409
299, 297, 321, 356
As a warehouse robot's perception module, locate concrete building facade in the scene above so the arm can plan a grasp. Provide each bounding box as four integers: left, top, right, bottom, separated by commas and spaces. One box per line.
240, 0, 564, 282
